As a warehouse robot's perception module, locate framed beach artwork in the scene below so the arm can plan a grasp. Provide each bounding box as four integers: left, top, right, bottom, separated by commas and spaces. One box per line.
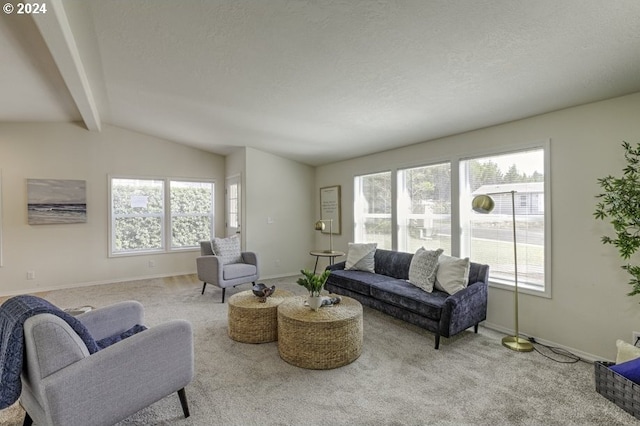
27, 179, 87, 225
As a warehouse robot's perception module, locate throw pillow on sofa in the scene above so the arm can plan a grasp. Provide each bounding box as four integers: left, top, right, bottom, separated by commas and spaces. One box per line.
435, 254, 470, 295
345, 242, 377, 272
408, 247, 444, 292
212, 235, 242, 265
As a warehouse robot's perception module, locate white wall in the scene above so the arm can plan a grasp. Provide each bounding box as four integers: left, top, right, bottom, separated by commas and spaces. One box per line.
315, 92, 640, 360
244, 147, 315, 278
0, 122, 225, 295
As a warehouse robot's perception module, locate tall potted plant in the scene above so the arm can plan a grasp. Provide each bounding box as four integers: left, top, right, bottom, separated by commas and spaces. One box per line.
296, 269, 331, 311
594, 141, 640, 297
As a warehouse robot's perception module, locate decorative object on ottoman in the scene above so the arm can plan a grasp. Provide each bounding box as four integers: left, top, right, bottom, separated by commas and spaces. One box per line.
296, 269, 331, 311
227, 289, 294, 343
252, 283, 276, 302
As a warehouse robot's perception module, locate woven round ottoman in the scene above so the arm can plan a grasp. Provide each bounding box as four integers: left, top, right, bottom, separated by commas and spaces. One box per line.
227, 288, 294, 343
277, 295, 363, 369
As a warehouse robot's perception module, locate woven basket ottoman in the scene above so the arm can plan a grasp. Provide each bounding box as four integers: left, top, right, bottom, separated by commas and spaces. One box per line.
277, 295, 363, 369
227, 288, 294, 343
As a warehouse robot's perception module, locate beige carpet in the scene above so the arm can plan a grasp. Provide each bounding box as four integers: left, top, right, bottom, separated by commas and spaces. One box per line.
0, 274, 635, 425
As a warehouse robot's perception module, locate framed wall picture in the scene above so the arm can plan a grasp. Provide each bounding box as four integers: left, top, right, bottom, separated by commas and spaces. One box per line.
319, 185, 341, 235
27, 179, 87, 225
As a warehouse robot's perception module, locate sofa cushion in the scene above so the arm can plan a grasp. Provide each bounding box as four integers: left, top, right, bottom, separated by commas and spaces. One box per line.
373, 249, 414, 280
326, 269, 392, 296
435, 254, 470, 295
345, 243, 377, 272
223, 263, 257, 280
370, 279, 447, 321
408, 247, 443, 292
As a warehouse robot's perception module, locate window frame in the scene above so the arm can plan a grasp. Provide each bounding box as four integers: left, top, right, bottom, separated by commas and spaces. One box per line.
458, 140, 551, 298
109, 175, 215, 257
351, 139, 551, 298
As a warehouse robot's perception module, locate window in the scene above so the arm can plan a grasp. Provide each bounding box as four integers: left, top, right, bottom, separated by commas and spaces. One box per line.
351, 141, 549, 295
397, 162, 451, 254
110, 177, 214, 255
460, 148, 546, 292
354, 171, 392, 249
170, 180, 214, 249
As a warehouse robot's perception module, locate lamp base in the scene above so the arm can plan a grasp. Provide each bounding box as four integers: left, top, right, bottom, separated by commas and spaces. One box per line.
501, 335, 534, 352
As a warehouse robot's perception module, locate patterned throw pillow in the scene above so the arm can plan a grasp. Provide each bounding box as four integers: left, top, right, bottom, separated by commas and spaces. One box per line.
212, 235, 242, 265
345, 243, 377, 272
408, 247, 444, 293
435, 254, 470, 295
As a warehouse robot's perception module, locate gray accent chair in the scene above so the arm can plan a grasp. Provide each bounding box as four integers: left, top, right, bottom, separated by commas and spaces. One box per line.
20, 301, 194, 426
197, 240, 259, 302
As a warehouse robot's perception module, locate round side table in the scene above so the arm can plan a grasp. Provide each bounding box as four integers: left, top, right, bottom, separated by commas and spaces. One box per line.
277, 295, 363, 369
227, 288, 294, 343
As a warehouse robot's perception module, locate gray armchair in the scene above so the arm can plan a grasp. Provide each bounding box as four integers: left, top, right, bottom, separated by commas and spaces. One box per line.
197, 240, 259, 302
20, 301, 194, 426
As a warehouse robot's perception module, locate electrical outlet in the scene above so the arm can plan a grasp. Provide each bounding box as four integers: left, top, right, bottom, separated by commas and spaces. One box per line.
27, 271, 35, 280
633, 331, 640, 346
148, 260, 156, 268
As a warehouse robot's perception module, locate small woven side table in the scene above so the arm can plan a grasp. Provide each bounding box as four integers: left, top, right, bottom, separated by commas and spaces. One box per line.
227, 288, 294, 343
277, 295, 363, 369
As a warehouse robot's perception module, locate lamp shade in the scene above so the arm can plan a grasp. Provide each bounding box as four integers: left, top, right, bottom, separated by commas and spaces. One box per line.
471, 194, 495, 214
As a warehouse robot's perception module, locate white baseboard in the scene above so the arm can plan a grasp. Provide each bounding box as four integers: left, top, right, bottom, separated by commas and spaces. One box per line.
0, 271, 196, 297
482, 321, 608, 363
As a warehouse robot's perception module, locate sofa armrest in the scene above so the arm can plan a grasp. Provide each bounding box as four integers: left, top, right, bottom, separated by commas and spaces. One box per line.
326, 261, 346, 271
197, 255, 223, 283
77, 301, 144, 341
440, 281, 488, 337
40, 320, 194, 426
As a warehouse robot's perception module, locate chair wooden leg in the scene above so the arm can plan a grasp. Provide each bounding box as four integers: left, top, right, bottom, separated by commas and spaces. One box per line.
177, 388, 190, 418
221, 288, 226, 303
201, 282, 207, 295
23, 413, 33, 426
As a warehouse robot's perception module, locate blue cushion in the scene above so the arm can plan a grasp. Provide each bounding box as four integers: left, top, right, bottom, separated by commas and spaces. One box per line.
610, 357, 640, 384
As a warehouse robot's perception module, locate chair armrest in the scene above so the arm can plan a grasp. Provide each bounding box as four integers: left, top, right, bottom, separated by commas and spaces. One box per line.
77, 301, 144, 341
196, 255, 223, 283
241, 251, 258, 267
40, 320, 194, 426
440, 281, 488, 337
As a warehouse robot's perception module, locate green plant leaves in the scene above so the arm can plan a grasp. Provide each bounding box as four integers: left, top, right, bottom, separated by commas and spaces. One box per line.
296, 269, 331, 296
595, 141, 640, 296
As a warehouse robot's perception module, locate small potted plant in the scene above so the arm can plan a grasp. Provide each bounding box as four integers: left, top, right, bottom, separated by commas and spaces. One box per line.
296, 269, 331, 311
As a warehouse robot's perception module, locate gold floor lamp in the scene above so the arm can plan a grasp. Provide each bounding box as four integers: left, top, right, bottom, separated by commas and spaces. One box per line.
472, 190, 533, 352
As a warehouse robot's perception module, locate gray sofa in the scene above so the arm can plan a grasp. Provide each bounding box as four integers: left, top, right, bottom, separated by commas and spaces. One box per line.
325, 249, 489, 349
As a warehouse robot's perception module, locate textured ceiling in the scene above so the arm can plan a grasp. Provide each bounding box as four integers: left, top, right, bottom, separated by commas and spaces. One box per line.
1, 0, 640, 165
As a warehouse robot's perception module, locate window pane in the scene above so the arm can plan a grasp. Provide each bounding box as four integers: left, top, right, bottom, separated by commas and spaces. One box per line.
170, 180, 214, 248
354, 171, 392, 249
111, 178, 164, 253
398, 163, 451, 254
461, 149, 545, 289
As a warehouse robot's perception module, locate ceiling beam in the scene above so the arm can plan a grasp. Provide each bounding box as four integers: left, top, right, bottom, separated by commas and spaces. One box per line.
32, 0, 101, 131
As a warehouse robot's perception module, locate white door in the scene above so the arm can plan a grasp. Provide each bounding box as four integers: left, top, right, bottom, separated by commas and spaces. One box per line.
225, 174, 241, 237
